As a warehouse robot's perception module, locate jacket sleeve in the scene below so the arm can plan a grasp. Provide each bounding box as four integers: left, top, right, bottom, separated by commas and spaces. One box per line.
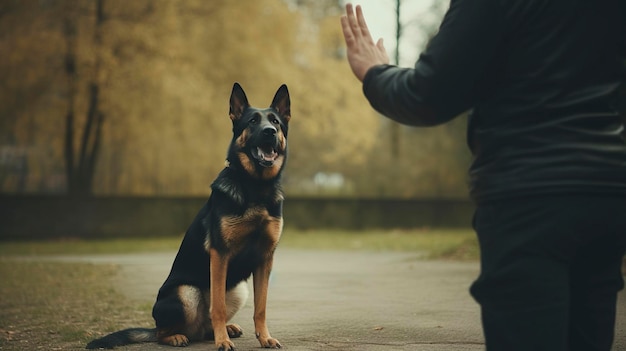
362, 0, 504, 126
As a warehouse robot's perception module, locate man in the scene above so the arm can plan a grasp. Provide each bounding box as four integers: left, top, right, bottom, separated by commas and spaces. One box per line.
341, 1, 626, 350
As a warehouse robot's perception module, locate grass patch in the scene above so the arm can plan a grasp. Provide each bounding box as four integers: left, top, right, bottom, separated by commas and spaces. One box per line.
280, 228, 478, 259
0, 236, 183, 256
0, 261, 152, 351
0, 228, 478, 260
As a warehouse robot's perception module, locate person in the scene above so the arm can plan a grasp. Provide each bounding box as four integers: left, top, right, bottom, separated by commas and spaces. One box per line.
340, 1, 626, 351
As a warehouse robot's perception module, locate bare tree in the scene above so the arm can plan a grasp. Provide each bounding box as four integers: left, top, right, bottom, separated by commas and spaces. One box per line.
389, 0, 402, 158
64, 0, 105, 197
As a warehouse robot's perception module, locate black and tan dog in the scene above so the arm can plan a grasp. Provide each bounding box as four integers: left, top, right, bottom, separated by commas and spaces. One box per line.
86, 83, 290, 350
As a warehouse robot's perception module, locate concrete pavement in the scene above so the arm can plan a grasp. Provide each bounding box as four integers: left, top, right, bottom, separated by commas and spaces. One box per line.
48, 249, 626, 350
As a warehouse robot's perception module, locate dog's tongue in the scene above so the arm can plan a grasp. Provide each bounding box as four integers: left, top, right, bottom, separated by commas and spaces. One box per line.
257, 146, 277, 161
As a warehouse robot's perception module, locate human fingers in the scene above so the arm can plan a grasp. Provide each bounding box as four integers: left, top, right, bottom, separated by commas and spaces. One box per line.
355, 5, 375, 45
345, 3, 362, 41
340, 15, 355, 47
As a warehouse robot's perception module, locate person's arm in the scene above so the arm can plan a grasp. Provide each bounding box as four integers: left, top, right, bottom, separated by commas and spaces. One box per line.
343, 1, 505, 126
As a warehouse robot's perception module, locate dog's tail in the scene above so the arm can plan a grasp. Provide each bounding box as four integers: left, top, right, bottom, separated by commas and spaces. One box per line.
85, 327, 157, 349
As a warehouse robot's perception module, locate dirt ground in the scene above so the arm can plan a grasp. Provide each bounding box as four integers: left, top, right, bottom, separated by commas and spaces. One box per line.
3, 249, 625, 351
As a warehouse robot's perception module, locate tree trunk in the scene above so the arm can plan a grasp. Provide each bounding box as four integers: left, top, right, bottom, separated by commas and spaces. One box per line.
390, 0, 402, 158
63, 0, 106, 197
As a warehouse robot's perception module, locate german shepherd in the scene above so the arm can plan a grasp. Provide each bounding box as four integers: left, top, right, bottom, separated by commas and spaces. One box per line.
86, 83, 290, 350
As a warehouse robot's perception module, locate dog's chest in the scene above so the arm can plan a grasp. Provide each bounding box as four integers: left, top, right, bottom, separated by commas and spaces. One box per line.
219, 205, 283, 250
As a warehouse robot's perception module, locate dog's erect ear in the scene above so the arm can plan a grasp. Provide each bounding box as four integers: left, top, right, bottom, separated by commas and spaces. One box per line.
270, 84, 290, 122
229, 82, 250, 121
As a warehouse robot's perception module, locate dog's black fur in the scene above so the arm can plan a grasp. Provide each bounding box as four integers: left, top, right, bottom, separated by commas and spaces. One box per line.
86, 83, 290, 350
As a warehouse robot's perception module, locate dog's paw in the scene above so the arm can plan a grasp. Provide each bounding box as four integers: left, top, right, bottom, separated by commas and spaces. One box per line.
159, 333, 189, 347
226, 324, 243, 338
215, 339, 236, 351
256, 333, 282, 349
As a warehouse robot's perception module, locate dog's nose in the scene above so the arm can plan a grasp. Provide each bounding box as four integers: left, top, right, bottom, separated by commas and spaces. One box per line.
263, 127, 277, 136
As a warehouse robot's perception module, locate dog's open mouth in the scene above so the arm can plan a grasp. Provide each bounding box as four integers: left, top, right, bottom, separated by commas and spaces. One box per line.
253, 143, 279, 167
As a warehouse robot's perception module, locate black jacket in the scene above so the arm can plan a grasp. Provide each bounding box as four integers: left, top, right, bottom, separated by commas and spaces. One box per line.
363, 0, 626, 203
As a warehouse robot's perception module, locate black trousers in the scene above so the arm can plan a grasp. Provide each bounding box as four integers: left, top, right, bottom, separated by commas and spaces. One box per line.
471, 195, 626, 351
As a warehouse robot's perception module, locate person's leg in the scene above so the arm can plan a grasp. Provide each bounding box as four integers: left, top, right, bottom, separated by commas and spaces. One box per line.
568, 197, 626, 351
471, 196, 626, 351
470, 197, 576, 351
474, 257, 570, 351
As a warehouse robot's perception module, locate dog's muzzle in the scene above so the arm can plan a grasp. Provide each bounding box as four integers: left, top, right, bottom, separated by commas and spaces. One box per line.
252, 127, 280, 167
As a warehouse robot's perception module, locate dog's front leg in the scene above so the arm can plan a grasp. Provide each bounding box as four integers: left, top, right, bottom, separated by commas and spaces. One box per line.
253, 255, 282, 349
209, 248, 235, 351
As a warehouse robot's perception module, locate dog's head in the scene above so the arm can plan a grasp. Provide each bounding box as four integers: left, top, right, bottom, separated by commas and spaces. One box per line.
227, 83, 290, 180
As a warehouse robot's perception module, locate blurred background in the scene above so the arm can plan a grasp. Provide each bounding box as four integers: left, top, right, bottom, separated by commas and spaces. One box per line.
1, 0, 624, 238
0, 0, 469, 198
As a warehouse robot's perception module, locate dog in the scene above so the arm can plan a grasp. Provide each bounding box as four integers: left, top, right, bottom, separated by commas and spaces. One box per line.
86, 83, 290, 350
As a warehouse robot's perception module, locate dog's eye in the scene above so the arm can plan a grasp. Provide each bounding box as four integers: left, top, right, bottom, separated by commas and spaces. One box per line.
271, 118, 280, 125
249, 117, 258, 124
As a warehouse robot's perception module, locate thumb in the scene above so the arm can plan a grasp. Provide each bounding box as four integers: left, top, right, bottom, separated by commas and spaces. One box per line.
376, 38, 385, 51
376, 38, 390, 63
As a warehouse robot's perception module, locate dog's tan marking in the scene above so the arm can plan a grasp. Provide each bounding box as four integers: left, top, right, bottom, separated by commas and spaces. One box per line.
226, 323, 243, 338
157, 329, 189, 347
200, 323, 242, 342
238, 152, 257, 177
161, 334, 189, 347
261, 155, 284, 180
254, 217, 282, 348
265, 216, 283, 249
220, 206, 268, 247
253, 255, 282, 349
209, 248, 234, 350
235, 129, 249, 149
277, 130, 286, 150
220, 207, 283, 253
